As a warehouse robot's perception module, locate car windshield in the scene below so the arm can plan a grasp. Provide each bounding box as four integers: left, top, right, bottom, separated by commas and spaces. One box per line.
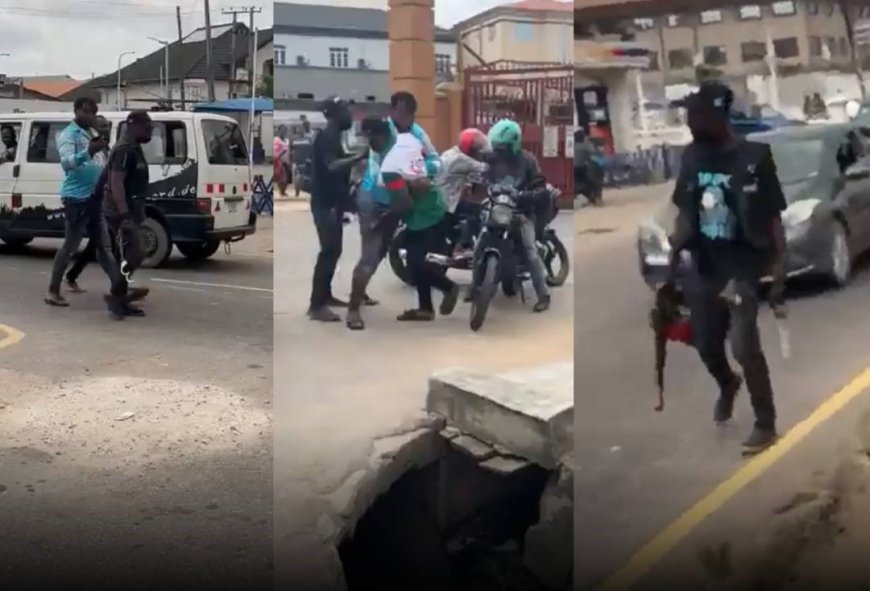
766, 138, 824, 185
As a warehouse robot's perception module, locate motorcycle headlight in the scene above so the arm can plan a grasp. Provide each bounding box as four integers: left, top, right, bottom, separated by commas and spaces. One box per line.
637, 222, 671, 266
494, 194, 515, 207
489, 204, 513, 226
781, 198, 820, 242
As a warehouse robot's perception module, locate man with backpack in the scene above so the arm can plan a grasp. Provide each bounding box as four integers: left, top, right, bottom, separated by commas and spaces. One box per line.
667, 81, 788, 455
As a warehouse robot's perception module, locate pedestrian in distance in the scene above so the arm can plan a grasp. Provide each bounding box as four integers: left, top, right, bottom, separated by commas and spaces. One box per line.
45, 97, 107, 307
102, 111, 154, 320
307, 96, 366, 322
666, 80, 788, 455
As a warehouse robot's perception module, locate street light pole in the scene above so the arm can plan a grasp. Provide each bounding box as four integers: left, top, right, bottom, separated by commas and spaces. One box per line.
117, 51, 135, 110
148, 37, 171, 103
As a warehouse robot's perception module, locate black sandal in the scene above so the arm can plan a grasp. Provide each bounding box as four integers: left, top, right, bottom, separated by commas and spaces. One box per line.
397, 309, 435, 322
346, 309, 366, 330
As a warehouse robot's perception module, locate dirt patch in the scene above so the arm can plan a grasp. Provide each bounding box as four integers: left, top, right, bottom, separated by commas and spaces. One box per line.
1, 375, 270, 472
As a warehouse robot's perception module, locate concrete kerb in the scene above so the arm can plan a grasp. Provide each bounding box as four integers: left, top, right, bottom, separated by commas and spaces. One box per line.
299, 363, 574, 590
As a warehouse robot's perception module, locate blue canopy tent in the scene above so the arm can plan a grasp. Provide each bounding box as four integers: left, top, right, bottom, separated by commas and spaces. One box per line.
192, 98, 274, 113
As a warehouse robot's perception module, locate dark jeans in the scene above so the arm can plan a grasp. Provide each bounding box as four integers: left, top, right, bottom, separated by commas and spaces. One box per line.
451, 201, 482, 248
66, 197, 107, 283
310, 205, 344, 310
405, 220, 456, 312
350, 202, 398, 309
49, 199, 92, 294
684, 270, 776, 430
105, 215, 145, 297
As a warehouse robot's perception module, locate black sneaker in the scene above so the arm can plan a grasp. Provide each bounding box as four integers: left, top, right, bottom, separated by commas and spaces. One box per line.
123, 303, 146, 317
533, 295, 551, 313
103, 294, 126, 321
742, 427, 778, 455
714, 374, 743, 424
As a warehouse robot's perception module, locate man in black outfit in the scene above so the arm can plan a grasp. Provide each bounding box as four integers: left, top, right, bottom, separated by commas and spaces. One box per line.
308, 96, 365, 322
668, 81, 788, 454
103, 111, 153, 320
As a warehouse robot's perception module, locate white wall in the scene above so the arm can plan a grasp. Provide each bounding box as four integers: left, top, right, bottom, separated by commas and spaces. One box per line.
274, 32, 454, 70
98, 80, 232, 110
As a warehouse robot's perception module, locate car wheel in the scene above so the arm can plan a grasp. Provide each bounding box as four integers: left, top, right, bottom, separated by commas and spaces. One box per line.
140, 217, 173, 269
828, 222, 851, 288
1, 236, 33, 248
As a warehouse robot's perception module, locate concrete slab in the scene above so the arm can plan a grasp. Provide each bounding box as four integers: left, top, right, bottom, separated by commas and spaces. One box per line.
427, 362, 574, 470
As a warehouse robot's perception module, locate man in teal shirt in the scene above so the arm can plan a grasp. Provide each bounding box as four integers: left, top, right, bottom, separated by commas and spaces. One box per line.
45, 97, 107, 307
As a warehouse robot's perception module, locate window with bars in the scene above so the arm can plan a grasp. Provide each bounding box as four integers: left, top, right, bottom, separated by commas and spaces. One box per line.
329, 47, 349, 68
738, 5, 762, 20
741, 41, 767, 62
700, 10, 723, 24
771, 1, 796, 16
435, 53, 451, 74
774, 37, 799, 58
274, 45, 286, 66
703, 45, 728, 66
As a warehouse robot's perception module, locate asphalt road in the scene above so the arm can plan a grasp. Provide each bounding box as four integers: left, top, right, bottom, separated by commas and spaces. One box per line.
272, 201, 574, 586
575, 187, 870, 590
0, 224, 273, 590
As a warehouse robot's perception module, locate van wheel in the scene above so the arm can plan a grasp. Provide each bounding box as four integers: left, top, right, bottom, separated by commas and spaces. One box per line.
1, 236, 33, 248
140, 217, 173, 269
177, 240, 221, 261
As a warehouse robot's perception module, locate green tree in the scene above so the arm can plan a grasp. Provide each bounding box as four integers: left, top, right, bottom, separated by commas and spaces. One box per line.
256, 75, 273, 98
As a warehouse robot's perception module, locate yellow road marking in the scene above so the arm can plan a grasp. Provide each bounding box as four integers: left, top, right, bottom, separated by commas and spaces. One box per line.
0, 324, 25, 349
596, 365, 870, 591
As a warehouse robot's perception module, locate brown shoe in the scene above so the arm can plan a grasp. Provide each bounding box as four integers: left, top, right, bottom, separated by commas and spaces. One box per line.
44, 291, 70, 307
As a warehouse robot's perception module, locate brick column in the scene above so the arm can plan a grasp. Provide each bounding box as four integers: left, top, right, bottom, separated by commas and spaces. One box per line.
388, 0, 436, 133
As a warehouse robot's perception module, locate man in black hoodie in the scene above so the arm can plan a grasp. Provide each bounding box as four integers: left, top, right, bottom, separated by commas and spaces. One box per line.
668, 81, 788, 455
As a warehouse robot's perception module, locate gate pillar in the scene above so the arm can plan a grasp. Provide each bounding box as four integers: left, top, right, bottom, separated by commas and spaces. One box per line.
388, 0, 436, 133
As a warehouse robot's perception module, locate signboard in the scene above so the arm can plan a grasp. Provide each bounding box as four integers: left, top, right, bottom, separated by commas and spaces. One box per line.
574, 40, 651, 69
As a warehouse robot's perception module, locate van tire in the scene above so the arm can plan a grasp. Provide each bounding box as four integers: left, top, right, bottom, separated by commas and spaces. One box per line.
140, 217, 173, 269
177, 240, 221, 261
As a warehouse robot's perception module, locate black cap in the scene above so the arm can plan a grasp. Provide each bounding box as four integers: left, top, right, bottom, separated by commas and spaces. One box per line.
125, 110, 152, 124
688, 81, 734, 119
321, 95, 348, 118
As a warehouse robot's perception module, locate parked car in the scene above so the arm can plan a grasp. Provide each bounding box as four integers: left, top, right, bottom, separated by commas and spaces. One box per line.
637, 123, 870, 290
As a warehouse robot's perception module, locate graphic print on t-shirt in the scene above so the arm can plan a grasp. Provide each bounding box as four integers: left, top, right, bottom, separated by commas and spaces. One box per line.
697, 171, 736, 240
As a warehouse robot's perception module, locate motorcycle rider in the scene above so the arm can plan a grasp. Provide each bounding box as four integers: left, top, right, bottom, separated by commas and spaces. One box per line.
482, 119, 551, 313
437, 128, 490, 259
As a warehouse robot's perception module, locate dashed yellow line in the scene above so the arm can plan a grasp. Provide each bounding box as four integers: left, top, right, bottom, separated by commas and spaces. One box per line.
0, 324, 25, 349
596, 365, 870, 591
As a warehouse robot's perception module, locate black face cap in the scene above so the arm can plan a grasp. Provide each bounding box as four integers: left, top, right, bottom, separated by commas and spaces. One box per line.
689, 80, 734, 119
321, 95, 348, 119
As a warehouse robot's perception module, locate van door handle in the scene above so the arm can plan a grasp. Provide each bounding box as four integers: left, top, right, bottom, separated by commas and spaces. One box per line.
12, 164, 19, 178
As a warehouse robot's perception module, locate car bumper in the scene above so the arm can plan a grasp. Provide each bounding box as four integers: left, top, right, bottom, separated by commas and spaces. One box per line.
167, 212, 257, 243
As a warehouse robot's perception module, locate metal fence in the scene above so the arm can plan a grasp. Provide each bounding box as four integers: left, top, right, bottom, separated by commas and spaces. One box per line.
599, 144, 687, 188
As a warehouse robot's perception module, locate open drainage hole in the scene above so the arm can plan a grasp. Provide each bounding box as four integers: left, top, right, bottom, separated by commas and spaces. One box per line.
338, 445, 552, 591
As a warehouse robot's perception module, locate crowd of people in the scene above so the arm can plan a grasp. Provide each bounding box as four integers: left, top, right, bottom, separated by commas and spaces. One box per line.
44, 97, 152, 320
301, 91, 553, 331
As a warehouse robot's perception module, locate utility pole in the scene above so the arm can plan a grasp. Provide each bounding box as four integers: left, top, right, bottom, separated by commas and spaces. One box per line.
177, 5, 186, 110
203, 0, 216, 101
224, 6, 262, 96
222, 7, 247, 99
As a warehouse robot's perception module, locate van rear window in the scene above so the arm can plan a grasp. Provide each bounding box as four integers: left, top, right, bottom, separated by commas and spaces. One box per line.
202, 120, 248, 165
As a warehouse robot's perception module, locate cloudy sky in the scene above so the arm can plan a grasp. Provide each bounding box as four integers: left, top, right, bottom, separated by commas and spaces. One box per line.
0, 0, 525, 80
0, 0, 273, 79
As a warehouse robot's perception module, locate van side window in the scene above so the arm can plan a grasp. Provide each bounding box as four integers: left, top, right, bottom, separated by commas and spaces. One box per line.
201, 119, 249, 165
117, 121, 187, 165
0, 121, 22, 165
27, 122, 68, 163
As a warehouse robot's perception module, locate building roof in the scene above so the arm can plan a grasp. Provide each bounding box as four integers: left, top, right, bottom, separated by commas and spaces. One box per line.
274, 2, 456, 42
22, 77, 82, 98
63, 24, 273, 96
454, 0, 572, 31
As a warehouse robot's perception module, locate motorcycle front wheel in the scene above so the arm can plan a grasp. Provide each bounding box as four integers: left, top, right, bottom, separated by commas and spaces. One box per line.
543, 233, 570, 287
470, 254, 499, 332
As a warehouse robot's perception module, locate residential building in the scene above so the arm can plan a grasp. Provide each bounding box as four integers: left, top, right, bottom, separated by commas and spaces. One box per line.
274, 2, 456, 102
64, 24, 273, 110
454, 0, 574, 68
21, 76, 83, 100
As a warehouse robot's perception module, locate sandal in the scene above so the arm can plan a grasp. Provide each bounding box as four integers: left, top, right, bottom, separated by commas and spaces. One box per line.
396, 309, 435, 322
346, 309, 366, 331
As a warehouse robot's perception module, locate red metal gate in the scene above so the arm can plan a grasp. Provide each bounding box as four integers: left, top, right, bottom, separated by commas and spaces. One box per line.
463, 63, 574, 202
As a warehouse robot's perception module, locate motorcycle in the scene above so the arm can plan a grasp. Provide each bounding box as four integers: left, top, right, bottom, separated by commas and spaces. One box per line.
388, 184, 569, 291
463, 182, 566, 331
574, 149, 604, 206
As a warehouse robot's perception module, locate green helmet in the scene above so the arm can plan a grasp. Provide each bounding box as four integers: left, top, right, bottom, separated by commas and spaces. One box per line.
487, 119, 522, 155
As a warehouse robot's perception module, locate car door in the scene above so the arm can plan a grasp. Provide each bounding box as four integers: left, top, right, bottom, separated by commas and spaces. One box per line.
14, 119, 67, 234
840, 128, 870, 252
